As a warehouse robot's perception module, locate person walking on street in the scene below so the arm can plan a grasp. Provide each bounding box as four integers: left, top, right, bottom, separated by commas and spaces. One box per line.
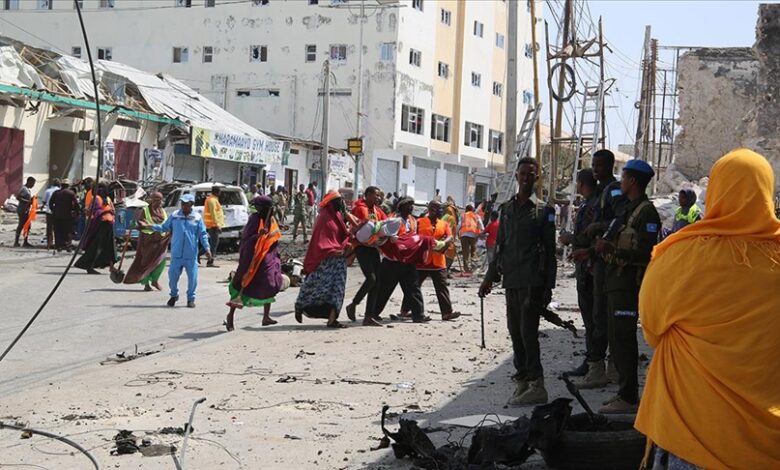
346, 186, 387, 326
49, 181, 78, 252
671, 188, 702, 233
305, 183, 316, 226
225, 196, 283, 331
123, 192, 171, 291
292, 184, 309, 243
442, 196, 460, 275
74, 183, 117, 274
139, 193, 212, 308
458, 204, 484, 273
575, 149, 627, 389
203, 185, 224, 267
14, 176, 36, 248
595, 159, 661, 414
559, 169, 599, 376
372, 197, 431, 324
479, 157, 556, 407
481, 192, 498, 227
42, 178, 61, 249
482, 210, 500, 269
401, 200, 462, 321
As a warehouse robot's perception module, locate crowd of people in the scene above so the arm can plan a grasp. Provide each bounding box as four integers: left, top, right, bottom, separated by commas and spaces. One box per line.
9, 146, 779, 469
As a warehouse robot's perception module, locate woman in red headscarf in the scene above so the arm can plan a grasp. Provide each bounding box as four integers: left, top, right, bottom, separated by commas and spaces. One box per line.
295, 191, 358, 328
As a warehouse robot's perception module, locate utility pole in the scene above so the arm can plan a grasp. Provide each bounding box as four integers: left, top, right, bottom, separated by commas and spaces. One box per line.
530, 0, 542, 172
320, 60, 331, 192
634, 26, 652, 160
354, 0, 365, 192
598, 18, 607, 147
548, 0, 572, 201
655, 69, 668, 182
641, 39, 658, 162
504, 0, 518, 190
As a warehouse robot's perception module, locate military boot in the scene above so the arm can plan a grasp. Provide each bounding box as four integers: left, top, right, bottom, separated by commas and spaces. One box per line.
577, 360, 609, 389
509, 377, 548, 406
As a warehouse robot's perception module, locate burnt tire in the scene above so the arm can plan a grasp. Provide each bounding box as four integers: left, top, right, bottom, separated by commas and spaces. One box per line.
540, 413, 646, 470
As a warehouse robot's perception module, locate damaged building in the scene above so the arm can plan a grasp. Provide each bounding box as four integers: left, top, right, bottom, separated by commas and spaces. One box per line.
0, 36, 300, 201
674, 3, 780, 189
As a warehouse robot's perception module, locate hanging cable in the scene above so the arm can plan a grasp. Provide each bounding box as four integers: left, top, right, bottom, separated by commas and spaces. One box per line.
0, 421, 99, 470
0, 1, 104, 364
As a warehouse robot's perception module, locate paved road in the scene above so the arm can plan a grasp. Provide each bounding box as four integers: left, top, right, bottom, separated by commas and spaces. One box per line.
0, 247, 360, 398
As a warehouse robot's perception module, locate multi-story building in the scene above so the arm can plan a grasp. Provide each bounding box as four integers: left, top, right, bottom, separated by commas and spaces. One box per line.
1, 0, 536, 205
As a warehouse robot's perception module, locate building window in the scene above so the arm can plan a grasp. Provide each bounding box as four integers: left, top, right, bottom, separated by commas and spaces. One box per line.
236, 88, 280, 98
73, 0, 83, 8
380, 43, 394, 62
329, 44, 347, 62
203, 46, 214, 63
173, 47, 189, 63
409, 49, 421, 67
527, 0, 532, 12
251, 0, 269, 5
465, 122, 483, 148
488, 130, 504, 153
523, 90, 534, 105
97, 47, 113, 60
71, 46, 82, 58
401, 104, 424, 135
471, 72, 481, 87
525, 43, 533, 58
473, 21, 484, 38
437, 62, 449, 79
38, 0, 52, 9
174, 0, 191, 7
250, 45, 268, 62
496, 33, 505, 49
412, 0, 422, 12
431, 114, 450, 142
205, 0, 215, 6
309, 0, 318, 4
440, 8, 451, 26
305, 44, 317, 62
492, 81, 503, 97
3, 0, 20, 10
99, 0, 115, 7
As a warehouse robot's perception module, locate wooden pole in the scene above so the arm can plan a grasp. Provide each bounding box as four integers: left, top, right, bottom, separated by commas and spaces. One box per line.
549, 0, 573, 202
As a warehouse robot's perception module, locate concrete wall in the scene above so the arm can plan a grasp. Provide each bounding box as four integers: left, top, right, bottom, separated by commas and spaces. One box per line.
674, 48, 758, 180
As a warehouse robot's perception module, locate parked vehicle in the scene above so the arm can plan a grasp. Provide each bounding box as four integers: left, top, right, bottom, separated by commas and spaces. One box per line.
163, 183, 249, 247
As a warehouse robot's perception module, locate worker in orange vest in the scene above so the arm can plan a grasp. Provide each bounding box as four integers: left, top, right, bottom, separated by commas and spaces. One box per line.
458, 204, 484, 273
203, 185, 225, 267
400, 200, 461, 321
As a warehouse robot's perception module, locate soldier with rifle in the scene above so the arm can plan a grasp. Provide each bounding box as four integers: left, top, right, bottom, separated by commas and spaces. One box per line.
479, 157, 557, 407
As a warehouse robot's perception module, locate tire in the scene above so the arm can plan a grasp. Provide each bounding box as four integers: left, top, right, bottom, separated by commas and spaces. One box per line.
540, 413, 646, 470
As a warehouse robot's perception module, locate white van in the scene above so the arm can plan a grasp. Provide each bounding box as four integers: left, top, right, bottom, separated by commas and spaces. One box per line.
163, 183, 249, 247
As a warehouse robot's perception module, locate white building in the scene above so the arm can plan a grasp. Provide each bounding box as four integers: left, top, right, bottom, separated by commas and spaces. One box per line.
1, 0, 537, 205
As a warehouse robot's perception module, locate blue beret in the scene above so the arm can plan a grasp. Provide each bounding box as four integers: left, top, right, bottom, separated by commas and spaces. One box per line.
624, 159, 655, 176
180, 193, 195, 204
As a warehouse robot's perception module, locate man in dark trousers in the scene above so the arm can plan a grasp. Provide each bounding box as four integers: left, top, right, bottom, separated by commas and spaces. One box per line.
14, 176, 36, 248
574, 149, 626, 389
49, 181, 79, 252
372, 197, 430, 324
596, 159, 660, 414
479, 157, 556, 407
559, 169, 599, 376
346, 186, 387, 326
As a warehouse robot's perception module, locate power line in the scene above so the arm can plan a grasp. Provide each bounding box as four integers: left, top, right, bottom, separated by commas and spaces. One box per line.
1, 0, 254, 14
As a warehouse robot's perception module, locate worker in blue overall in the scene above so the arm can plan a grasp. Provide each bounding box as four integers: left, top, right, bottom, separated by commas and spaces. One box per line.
139, 193, 212, 308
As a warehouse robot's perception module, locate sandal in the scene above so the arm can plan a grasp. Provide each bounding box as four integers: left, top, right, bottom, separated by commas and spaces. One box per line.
326, 321, 347, 329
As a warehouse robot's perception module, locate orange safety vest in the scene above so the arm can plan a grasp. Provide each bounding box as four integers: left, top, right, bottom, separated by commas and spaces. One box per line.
416, 216, 450, 270
100, 196, 115, 223
392, 213, 417, 236
459, 211, 480, 236
203, 194, 224, 229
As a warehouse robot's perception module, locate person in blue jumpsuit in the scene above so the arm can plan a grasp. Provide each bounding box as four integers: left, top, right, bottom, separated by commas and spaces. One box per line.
139, 193, 212, 308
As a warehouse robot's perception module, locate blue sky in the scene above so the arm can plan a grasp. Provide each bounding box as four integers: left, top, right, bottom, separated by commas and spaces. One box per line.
541, 0, 764, 148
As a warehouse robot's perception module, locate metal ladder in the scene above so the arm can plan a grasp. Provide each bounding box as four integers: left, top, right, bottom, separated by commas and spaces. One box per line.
563, 82, 605, 254
495, 103, 542, 203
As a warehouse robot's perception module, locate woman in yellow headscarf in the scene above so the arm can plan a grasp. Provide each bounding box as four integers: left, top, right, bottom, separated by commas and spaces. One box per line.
636, 149, 780, 469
